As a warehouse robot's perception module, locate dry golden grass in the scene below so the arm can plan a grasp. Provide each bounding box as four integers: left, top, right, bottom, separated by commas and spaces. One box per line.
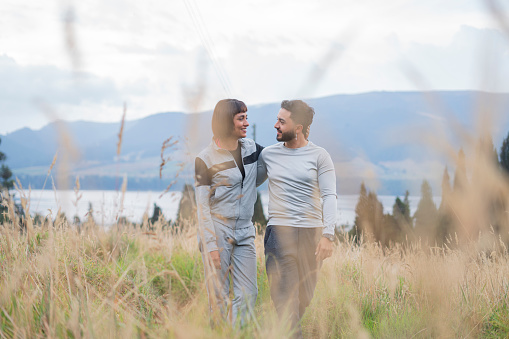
1, 190, 509, 339
2, 3, 508, 337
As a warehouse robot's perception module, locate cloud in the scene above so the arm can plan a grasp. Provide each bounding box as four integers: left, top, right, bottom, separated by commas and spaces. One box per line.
0, 54, 146, 133
0, 54, 121, 104
398, 25, 509, 91
2, 0, 509, 135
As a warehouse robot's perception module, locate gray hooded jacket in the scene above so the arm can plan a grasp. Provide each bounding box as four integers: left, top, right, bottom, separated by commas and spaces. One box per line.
195, 138, 263, 252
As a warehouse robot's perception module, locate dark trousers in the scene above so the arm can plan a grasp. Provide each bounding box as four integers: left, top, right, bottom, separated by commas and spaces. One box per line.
264, 225, 322, 338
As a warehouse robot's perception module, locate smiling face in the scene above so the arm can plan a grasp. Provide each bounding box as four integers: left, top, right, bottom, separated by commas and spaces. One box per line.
274, 108, 297, 142
211, 99, 248, 139
231, 112, 249, 139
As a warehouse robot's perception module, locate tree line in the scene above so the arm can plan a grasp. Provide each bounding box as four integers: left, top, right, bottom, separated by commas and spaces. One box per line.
2, 131, 509, 242
351, 132, 509, 247
0, 137, 13, 191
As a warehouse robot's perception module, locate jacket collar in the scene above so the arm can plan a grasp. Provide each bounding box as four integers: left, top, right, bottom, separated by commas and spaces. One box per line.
211, 137, 246, 153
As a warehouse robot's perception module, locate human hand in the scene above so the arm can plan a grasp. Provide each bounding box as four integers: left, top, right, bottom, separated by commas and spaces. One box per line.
315, 237, 333, 262
209, 250, 221, 269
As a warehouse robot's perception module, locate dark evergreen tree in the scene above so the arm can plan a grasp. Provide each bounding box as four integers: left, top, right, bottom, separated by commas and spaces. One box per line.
439, 166, 451, 211
353, 183, 386, 243
381, 213, 402, 246
0, 137, 5, 164
471, 135, 508, 238
403, 191, 411, 218
501, 131, 509, 174
453, 149, 467, 192
73, 215, 81, 231
354, 182, 368, 229
150, 203, 163, 224
352, 182, 368, 240
437, 167, 452, 244
0, 137, 13, 190
392, 192, 413, 241
366, 191, 385, 244
0, 137, 14, 224
177, 184, 196, 224
393, 197, 405, 218
252, 191, 267, 233
414, 180, 438, 244
0, 191, 7, 224
393, 191, 411, 224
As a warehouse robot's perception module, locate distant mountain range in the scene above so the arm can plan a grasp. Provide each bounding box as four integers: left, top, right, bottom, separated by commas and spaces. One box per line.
2, 91, 509, 195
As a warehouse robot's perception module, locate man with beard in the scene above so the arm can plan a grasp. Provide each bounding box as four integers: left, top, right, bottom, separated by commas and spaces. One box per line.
257, 100, 337, 338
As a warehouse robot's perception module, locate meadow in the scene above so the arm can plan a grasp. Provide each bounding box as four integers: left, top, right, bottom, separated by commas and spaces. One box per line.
3, 1, 509, 337
2, 92, 509, 338
1, 193, 509, 338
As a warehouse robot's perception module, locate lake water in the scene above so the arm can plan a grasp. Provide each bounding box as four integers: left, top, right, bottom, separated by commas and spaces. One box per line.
11, 190, 440, 227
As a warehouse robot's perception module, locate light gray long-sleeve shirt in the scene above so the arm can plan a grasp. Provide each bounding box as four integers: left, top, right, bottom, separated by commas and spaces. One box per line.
257, 141, 338, 235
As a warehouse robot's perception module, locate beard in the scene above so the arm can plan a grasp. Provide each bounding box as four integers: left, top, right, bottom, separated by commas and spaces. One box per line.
276, 129, 296, 142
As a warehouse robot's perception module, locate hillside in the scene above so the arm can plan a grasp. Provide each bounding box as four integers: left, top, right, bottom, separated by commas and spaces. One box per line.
2, 91, 509, 194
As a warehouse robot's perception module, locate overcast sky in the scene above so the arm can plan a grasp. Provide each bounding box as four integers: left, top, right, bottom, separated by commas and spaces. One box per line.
1, 0, 509, 134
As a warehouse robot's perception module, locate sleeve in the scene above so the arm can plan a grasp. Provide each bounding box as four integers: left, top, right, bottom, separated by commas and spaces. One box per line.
317, 150, 338, 235
194, 157, 218, 252
256, 145, 268, 187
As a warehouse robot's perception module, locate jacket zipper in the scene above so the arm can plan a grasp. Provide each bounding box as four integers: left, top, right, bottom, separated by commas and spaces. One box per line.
236, 148, 244, 229
227, 146, 245, 230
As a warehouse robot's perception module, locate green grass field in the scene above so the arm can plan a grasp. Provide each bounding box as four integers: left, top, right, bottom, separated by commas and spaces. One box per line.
1, 207, 509, 338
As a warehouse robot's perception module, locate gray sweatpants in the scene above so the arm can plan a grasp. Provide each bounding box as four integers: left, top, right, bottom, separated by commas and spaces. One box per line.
202, 223, 258, 327
264, 225, 322, 339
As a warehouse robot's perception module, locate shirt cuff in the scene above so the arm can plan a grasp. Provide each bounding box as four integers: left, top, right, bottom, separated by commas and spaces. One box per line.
322, 226, 335, 236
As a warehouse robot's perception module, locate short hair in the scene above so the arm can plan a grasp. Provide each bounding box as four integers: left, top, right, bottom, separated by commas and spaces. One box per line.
211, 99, 248, 138
281, 100, 315, 133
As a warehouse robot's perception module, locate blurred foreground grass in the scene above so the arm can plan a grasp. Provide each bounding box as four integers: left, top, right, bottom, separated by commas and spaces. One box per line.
1, 206, 509, 339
